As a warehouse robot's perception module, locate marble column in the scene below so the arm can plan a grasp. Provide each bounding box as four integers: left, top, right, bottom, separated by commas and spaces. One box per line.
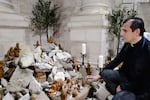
0, 0, 28, 59
67, 0, 110, 65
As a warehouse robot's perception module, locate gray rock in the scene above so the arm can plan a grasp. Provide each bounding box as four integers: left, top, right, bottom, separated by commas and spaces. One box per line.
29, 77, 42, 94
32, 91, 49, 100
6, 67, 34, 92
1, 78, 8, 87
18, 93, 30, 100
2, 92, 14, 100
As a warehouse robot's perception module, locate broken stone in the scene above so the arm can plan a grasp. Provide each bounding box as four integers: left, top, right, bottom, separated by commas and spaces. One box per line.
18, 93, 30, 100
55, 61, 63, 68
4, 67, 16, 81
68, 71, 77, 77
41, 43, 56, 52
41, 81, 51, 88
13, 92, 23, 99
8, 62, 17, 68
0, 42, 92, 100
41, 52, 51, 63
47, 73, 54, 82
64, 71, 71, 79
6, 82, 23, 93
32, 91, 49, 100
29, 77, 42, 94
3, 66, 9, 74
33, 46, 42, 63
6, 66, 34, 92
56, 51, 71, 62
3, 92, 14, 100
51, 66, 57, 75
18, 52, 35, 68
34, 63, 52, 70
1, 78, 8, 87
54, 72, 65, 81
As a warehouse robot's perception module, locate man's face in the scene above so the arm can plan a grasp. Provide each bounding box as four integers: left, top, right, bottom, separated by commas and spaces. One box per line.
120, 20, 137, 43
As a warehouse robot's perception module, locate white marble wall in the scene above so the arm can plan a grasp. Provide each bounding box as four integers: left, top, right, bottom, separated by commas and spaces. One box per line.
0, 0, 29, 58
1, 0, 150, 62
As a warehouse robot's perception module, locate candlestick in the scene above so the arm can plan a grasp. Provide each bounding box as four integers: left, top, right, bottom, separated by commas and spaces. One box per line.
98, 55, 104, 68
82, 54, 85, 65
82, 43, 86, 55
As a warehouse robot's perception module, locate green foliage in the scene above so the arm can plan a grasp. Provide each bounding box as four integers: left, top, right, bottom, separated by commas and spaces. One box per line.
108, 6, 137, 37
107, 5, 137, 54
30, 0, 60, 40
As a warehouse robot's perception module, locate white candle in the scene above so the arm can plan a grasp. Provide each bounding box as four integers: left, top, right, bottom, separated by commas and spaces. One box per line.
99, 55, 104, 68
82, 43, 86, 55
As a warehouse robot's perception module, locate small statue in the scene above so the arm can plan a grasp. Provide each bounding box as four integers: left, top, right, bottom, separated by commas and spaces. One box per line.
47, 37, 57, 45
82, 77, 86, 87
72, 88, 78, 97
86, 62, 92, 75
61, 85, 67, 100
14, 43, 21, 57
33, 41, 40, 48
72, 63, 79, 72
0, 60, 5, 78
72, 56, 79, 72
72, 56, 76, 64
6, 47, 14, 61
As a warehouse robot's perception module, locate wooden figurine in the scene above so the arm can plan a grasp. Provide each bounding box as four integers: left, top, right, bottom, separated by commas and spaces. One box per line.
86, 62, 92, 75
14, 43, 21, 57
82, 77, 86, 87
0, 61, 5, 78
72, 88, 78, 97
47, 37, 57, 45
72, 63, 79, 72
6, 47, 14, 61
72, 56, 79, 72
33, 41, 40, 48
61, 85, 67, 100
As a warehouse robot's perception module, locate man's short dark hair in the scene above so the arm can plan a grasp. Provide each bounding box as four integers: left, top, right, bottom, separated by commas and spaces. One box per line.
123, 17, 146, 36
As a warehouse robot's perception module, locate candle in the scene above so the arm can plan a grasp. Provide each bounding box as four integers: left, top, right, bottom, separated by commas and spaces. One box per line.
99, 55, 104, 68
82, 43, 86, 55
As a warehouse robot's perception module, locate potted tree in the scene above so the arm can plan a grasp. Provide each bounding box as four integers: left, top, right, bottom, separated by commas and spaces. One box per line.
30, 0, 61, 44
107, 5, 137, 55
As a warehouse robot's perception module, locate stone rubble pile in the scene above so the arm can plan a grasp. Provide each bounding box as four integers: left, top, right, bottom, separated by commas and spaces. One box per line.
0, 41, 90, 100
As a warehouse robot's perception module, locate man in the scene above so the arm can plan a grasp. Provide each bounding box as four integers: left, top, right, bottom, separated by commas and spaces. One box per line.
87, 17, 150, 100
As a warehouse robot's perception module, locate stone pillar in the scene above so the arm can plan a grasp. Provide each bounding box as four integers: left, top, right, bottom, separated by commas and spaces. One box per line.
0, 0, 28, 59
67, 0, 110, 65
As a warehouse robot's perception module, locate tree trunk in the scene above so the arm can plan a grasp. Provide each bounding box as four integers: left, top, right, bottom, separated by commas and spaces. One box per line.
39, 30, 42, 46
116, 33, 120, 55
46, 27, 49, 41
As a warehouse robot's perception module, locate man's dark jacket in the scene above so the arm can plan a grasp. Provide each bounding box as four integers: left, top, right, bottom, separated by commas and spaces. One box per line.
104, 37, 150, 99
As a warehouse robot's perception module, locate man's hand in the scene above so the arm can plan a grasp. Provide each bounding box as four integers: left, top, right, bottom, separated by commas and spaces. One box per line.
87, 75, 101, 82
116, 85, 122, 93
